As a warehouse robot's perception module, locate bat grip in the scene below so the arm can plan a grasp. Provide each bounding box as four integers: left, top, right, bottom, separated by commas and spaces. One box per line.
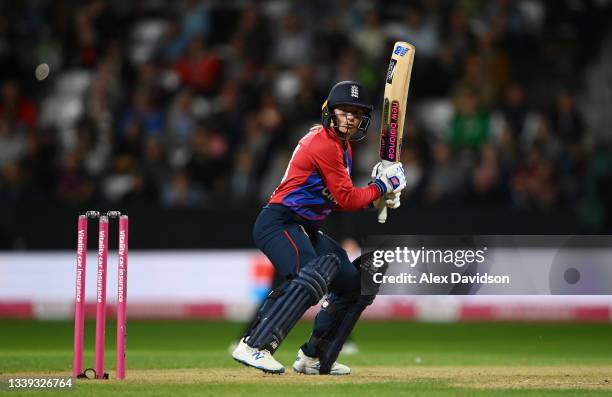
376, 160, 395, 224
377, 205, 388, 224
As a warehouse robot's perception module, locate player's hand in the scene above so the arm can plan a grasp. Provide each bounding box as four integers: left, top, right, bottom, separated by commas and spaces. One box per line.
372, 191, 401, 211
373, 163, 406, 194
373, 197, 385, 211
385, 191, 401, 209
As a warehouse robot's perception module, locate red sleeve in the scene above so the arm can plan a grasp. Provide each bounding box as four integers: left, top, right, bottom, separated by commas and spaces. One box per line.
307, 133, 381, 211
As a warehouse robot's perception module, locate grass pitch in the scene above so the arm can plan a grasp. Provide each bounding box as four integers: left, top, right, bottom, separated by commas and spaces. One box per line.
0, 320, 611, 396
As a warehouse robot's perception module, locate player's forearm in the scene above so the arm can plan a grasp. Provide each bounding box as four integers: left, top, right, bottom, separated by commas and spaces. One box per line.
332, 184, 381, 211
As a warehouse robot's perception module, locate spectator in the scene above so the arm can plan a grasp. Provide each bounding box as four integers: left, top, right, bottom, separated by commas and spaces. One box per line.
56, 151, 95, 204
20, 129, 58, 200
419, 41, 460, 97
178, 0, 210, 43
118, 90, 165, 140
236, 6, 271, 66
511, 146, 559, 208
496, 82, 529, 139
274, 14, 311, 67
133, 61, 165, 99
425, 143, 468, 203
386, 5, 440, 58
167, 89, 196, 147
549, 90, 584, 146
231, 148, 256, 199
522, 115, 561, 161
186, 126, 230, 194
174, 38, 223, 95
448, 89, 490, 149
471, 144, 502, 202
0, 80, 37, 130
242, 111, 273, 184
213, 82, 246, 148
0, 161, 25, 201
401, 147, 424, 202
443, 7, 476, 60
0, 119, 26, 167
140, 136, 170, 200
354, 10, 386, 63
160, 0, 210, 62
452, 54, 497, 109
161, 170, 205, 207
315, 16, 349, 63
87, 48, 122, 124
116, 119, 144, 159
476, 30, 509, 96
75, 117, 111, 178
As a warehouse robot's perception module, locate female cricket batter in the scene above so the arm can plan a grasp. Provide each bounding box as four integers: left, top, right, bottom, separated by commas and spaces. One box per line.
232, 81, 406, 374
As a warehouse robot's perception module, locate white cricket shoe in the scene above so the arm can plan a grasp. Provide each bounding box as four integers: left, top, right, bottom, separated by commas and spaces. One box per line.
231, 338, 285, 374
292, 348, 351, 375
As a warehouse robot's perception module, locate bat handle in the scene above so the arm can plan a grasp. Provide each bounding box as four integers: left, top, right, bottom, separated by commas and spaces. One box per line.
376, 159, 394, 224
377, 205, 388, 224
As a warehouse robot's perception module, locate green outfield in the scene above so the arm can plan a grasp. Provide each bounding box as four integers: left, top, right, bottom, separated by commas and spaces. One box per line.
1, 320, 611, 396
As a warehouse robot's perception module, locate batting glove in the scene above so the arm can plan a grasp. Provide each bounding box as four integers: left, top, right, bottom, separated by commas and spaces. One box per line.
385, 191, 401, 209
373, 190, 402, 211
371, 161, 383, 179
372, 163, 406, 194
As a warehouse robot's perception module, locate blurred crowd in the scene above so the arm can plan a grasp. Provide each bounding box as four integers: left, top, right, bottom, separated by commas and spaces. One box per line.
1, 0, 611, 228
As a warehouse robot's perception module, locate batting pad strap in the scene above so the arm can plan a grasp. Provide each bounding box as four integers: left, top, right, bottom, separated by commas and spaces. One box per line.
293, 268, 327, 301
247, 254, 341, 352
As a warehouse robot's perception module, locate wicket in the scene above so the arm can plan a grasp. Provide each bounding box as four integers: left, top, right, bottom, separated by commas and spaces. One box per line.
73, 210, 129, 380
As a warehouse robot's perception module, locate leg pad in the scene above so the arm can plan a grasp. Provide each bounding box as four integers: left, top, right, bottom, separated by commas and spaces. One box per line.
248, 254, 340, 352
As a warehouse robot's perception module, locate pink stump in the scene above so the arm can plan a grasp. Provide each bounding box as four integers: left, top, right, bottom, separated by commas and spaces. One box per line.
72, 215, 88, 378
94, 216, 109, 379
116, 215, 128, 380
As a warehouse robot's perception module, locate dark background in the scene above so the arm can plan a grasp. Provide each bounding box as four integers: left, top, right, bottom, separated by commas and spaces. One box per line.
0, 204, 578, 249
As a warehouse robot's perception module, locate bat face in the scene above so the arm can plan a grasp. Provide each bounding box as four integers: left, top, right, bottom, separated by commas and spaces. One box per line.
379, 42, 415, 164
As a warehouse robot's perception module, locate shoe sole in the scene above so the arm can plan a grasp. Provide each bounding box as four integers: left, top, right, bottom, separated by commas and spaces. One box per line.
293, 367, 350, 376
233, 357, 285, 374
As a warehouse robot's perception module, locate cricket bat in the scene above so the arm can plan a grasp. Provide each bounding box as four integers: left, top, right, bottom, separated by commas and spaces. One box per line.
377, 41, 415, 223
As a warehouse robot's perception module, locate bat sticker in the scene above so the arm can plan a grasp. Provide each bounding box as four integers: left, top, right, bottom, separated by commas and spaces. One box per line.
386, 59, 397, 84
394, 45, 408, 56
380, 98, 390, 159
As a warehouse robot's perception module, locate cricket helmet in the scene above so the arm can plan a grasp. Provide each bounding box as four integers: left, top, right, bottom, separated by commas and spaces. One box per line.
322, 81, 373, 141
